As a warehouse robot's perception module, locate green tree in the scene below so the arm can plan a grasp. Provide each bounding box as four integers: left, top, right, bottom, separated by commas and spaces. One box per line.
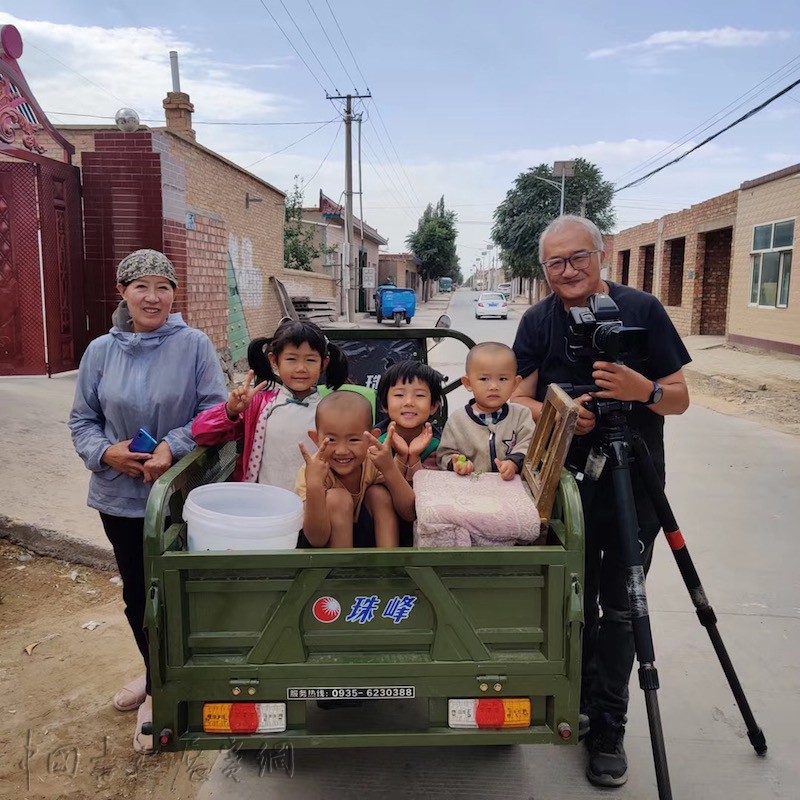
406, 196, 460, 300
284, 178, 332, 271
491, 158, 615, 301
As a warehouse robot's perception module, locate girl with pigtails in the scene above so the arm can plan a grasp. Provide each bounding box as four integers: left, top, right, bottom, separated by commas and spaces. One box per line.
192, 319, 349, 492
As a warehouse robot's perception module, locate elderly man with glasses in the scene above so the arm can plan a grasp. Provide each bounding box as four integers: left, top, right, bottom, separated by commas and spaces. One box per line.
511, 215, 690, 788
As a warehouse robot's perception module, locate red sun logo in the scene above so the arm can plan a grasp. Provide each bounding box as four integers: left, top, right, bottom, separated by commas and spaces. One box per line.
312, 596, 341, 623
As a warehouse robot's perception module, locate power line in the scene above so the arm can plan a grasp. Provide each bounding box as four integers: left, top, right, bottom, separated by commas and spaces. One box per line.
305, 0, 359, 91
323, 0, 370, 90
28, 41, 134, 107
245, 119, 336, 169
46, 110, 338, 126
361, 121, 417, 209
302, 119, 343, 188
361, 131, 419, 214
360, 146, 418, 227
275, 0, 341, 94
615, 52, 800, 185
615, 74, 800, 193
256, 0, 329, 93
317, 2, 422, 216
367, 99, 422, 206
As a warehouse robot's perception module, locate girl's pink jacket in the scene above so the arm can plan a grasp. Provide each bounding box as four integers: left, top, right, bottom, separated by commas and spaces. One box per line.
191, 388, 280, 482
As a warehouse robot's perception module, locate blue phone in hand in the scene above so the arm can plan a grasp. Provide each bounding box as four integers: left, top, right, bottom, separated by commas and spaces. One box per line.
129, 428, 158, 454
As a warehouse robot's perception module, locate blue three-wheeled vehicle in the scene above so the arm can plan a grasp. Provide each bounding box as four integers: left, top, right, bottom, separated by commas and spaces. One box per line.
374, 284, 416, 326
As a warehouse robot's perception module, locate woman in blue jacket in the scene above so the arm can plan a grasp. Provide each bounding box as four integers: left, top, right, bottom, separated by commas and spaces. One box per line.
69, 249, 227, 753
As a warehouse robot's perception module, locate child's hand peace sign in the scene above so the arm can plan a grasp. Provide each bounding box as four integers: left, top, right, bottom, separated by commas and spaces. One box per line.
226, 370, 269, 419
299, 438, 331, 487
364, 423, 396, 473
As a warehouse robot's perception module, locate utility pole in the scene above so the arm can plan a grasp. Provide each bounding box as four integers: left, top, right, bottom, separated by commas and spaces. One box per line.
357, 113, 367, 311
580, 194, 587, 217
327, 92, 371, 322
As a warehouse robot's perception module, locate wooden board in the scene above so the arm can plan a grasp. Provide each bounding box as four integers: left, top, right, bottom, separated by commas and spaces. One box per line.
522, 384, 580, 529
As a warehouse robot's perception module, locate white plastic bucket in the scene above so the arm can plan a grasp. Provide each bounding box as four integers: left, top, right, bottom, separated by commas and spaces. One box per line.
184, 483, 303, 552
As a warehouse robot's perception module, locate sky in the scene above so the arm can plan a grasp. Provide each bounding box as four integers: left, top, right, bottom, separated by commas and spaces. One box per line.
4, 1, 800, 276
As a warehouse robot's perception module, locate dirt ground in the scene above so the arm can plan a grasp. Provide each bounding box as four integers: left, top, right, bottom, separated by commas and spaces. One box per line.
1, 366, 798, 800
685, 369, 800, 436
0, 541, 201, 800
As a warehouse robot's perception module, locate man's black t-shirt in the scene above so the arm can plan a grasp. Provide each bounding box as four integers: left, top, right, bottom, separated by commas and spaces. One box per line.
512, 281, 691, 480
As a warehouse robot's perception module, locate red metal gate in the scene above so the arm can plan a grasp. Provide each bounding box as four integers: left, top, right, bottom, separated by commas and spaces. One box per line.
0, 159, 86, 375
0, 24, 87, 376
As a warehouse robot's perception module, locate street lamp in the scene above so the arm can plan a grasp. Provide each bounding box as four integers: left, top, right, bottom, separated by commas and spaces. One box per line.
553, 160, 575, 216
531, 160, 576, 216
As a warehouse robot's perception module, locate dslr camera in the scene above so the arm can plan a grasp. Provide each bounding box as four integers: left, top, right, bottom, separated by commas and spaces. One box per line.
566, 294, 648, 362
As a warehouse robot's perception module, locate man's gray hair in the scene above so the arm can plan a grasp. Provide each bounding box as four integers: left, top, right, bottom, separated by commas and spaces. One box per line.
539, 215, 605, 263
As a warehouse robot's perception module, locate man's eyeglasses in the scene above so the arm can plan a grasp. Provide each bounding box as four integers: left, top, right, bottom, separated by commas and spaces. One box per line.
541, 250, 601, 275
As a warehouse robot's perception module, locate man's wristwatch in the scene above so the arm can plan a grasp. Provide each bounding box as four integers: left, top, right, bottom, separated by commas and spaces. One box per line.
647, 381, 663, 405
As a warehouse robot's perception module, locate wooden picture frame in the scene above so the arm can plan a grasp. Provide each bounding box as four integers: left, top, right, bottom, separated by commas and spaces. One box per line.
521, 384, 580, 529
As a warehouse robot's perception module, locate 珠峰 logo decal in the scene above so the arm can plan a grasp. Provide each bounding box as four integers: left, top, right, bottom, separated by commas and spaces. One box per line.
312, 596, 341, 623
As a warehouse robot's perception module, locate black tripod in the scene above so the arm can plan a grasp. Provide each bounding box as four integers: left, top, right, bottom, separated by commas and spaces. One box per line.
566, 392, 767, 800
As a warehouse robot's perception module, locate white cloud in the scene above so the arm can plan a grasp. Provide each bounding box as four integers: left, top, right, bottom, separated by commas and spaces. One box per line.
0, 12, 290, 123
4, 14, 797, 270
589, 27, 791, 60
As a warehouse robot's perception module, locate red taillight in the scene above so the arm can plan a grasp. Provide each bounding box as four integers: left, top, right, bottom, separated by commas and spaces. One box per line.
229, 703, 260, 733
203, 703, 287, 734
475, 699, 505, 728
478, 303, 485, 307
448, 698, 531, 729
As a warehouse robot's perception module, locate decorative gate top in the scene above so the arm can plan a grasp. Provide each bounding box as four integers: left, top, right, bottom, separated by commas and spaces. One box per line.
0, 25, 75, 162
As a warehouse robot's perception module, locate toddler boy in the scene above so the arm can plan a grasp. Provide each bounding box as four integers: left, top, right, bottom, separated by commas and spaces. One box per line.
437, 342, 534, 479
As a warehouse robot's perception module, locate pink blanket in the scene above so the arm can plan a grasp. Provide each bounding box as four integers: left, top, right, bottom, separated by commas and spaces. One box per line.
413, 471, 542, 547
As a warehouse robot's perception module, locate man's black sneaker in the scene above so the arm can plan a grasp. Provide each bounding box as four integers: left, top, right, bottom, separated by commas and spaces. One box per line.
586, 722, 628, 787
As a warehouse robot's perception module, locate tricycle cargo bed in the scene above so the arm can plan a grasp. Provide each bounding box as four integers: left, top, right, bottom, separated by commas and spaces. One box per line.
145, 443, 585, 752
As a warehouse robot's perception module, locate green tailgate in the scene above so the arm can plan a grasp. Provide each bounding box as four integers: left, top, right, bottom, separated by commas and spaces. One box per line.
144, 444, 584, 752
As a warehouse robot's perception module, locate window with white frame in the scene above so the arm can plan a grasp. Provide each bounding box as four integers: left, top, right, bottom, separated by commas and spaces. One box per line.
750, 219, 793, 308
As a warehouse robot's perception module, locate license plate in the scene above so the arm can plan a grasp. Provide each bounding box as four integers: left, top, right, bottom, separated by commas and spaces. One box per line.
287, 686, 415, 700
489, 303, 497, 307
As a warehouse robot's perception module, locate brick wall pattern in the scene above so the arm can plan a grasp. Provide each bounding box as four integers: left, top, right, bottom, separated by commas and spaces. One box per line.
610, 191, 738, 336
62, 127, 288, 347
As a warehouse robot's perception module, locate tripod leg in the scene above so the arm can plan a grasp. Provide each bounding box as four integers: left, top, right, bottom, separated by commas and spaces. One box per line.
632, 437, 768, 756
609, 440, 673, 799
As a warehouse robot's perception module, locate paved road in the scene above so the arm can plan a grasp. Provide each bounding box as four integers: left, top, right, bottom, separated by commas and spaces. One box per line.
198, 288, 798, 799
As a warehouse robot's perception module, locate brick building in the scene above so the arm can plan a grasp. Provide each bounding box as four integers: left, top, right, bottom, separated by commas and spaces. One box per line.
300, 191, 387, 313
727, 164, 800, 354
49, 89, 294, 368
43, 88, 353, 370
609, 192, 738, 337
377, 253, 422, 290
609, 164, 799, 353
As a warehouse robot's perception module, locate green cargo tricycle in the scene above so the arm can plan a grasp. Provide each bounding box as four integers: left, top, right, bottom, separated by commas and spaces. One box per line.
144, 326, 583, 753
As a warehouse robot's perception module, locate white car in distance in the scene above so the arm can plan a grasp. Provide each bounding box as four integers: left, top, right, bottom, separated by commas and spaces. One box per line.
474, 292, 508, 320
